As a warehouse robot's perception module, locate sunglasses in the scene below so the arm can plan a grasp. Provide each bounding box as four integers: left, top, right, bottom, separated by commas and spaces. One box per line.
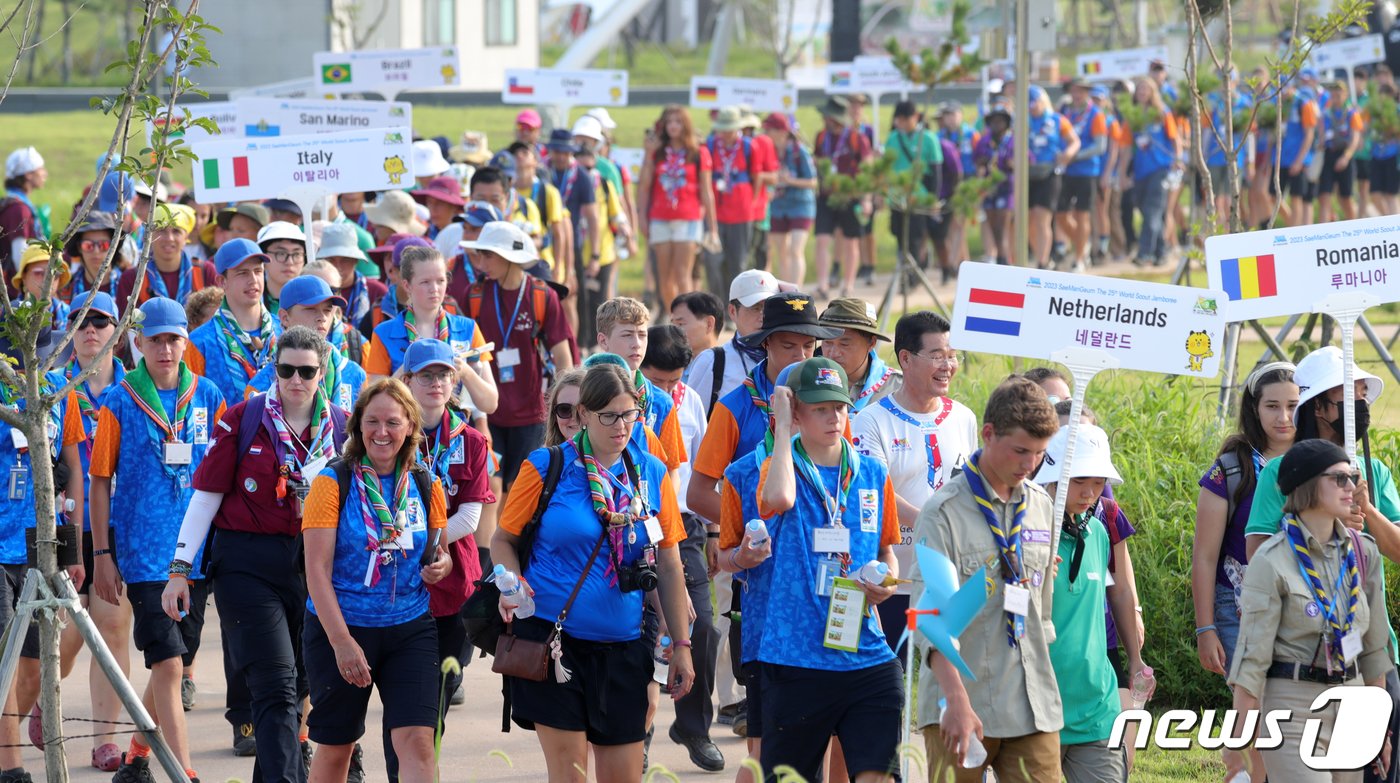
275, 363, 319, 381
80, 239, 112, 253
75, 315, 114, 330
1321, 471, 1362, 488
553, 403, 576, 420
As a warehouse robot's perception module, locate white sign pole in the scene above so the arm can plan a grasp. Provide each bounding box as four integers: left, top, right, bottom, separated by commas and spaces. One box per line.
1314, 292, 1380, 462
283, 185, 334, 267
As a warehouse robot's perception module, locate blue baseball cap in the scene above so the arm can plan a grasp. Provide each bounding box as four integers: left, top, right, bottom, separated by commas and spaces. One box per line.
463, 201, 504, 228
279, 275, 347, 312
1300, 67, 1318, 81
1090, 85, 1110, 100
403, 339, 456, 373
97, 171, 134, 213
1028, 85, 1046, 102
70, 292, 118, 321
213, 237, 270, 276
488, 150, 517, 179
137, 297, 188, 339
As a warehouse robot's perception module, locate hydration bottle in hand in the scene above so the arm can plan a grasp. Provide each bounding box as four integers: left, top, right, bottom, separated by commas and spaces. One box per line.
1130, 666, 1156, 709
854, 560, 889, 586
939, 698, 987, 768
492, 564, 535, 619
743, 519, 769, 549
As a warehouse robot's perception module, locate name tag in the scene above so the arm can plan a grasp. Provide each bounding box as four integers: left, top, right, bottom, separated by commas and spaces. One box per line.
1004, 583, 1031, 616
644, 516, 664, 545
163, 441, 193, 465
9, 429, 26, 451
303, 455, 329, 480
1023, 529, 1052, 545
497, 348, 522, 368
1342, 630, 1362, 664
814, 526, 850, 554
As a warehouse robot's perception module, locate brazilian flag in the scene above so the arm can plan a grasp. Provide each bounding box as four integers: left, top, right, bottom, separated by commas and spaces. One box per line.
321, 63, 352, 84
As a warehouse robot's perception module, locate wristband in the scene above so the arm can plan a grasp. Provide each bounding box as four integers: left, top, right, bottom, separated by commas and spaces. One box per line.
168, 559, 193, 578
671, 639, 692, 649
1194, 624, 1217, 636
706, 532, 720, 539
93, 548, 112, 557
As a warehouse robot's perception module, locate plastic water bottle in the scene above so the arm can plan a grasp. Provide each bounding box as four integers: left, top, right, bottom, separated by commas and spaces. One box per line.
491, 564, 535, 619
1226, 772, 1251, 783
653, 635, 671, 685
855, 560, 889, 586
744, 519, 769, 549
1130, 666, 1156, 709
938, 698, 987, 768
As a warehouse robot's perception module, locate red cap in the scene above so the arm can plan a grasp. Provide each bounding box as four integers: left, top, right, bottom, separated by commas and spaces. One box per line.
762, 113, 792, 132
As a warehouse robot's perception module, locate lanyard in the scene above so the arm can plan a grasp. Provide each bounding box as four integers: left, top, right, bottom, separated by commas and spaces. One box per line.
877, 396, 952, 489
494, 279, 529, 348
792, 438, 853, 529
554, 164, 580, 203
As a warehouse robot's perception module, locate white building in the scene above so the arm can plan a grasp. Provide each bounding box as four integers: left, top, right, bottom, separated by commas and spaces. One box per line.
196, 0, 540, 93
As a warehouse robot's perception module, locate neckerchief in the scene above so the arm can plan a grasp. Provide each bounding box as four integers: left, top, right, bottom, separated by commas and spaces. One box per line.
343, 274, 371, 324
71, 266, 120, 300
144, 252, 194, 304
851, 351, 895, 412
575, 429, 642, 587
964, 449, 1027, 646
356, 456, 412, 586
322, 350, 345, 406
669, 380, 687, 410
420, 407, 467, 489
213, 300, 276, 383
634, 370, 650, 421
1283, 513, 1361, 671
658, 147, 688, 209
1062, 511, 1091, 583
791, 437, 854, 531
121, 359, 195, 443
877, 395, 953, 490
379, 284, 403, 321
713, 137, 742, 186
267, 388, 336, 499
404, 308, 449, 343
743, 360, 776, 456
552, 163, 581, 203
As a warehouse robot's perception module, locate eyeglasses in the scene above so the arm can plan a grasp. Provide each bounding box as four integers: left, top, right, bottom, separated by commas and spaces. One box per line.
912, 350, 962, 367
412, 369, 454, 387
76, 315, 114, 330
275, 363, 319, 381
553, 403, 576, 420
80, 239, 112, 253
595, 408, 641, 427
1322, 471, 1362, 488
269, 250, 307, 265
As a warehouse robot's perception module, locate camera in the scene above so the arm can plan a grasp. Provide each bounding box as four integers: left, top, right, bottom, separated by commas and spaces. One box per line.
618, 546, 659, 593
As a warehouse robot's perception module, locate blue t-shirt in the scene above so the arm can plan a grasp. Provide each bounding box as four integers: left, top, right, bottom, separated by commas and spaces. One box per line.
307, 465, 439, 627
0, 389, 71, 564
550, 162, 597, 235
711, 360, 776, 463
97, 376, 224, 583
248, 352, 365, 411
771, 141, 817, 219
1029, 111, 1069, 166
518, 441, 674, 642
1132, 117, 1178, 177
1064, 105, 1104, 177
188, 316, 281, 405
370, 312, 485, 376
724, 452, 770, 665
50, 361, 125, 531
754, 445, 898, 671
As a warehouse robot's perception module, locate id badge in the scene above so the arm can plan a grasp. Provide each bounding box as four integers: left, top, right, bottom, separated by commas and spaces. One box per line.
9, 429, 27, 451
644, 515, 664, 545
163, 441, 193, 465
1342, 630, 1362, 664
499, 365, 516, 384
303, 455, 329, 480
8, 466, 26, 501
816, 555, 841, 597
1003, 583, 1031, 616
716, 178, 729, 193
498, 348, 522, 368
824, 577, 866, 652
813, 526, 850, 554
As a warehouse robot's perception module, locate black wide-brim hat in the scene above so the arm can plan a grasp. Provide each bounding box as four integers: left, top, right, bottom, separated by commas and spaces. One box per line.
741, 293, 844, 348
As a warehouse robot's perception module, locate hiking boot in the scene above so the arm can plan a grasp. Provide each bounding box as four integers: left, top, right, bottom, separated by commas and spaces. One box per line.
180, 676, 196, 711
232, 723, 256, 757
0, 769, 34, 783
347, 743, 366, 783
301, 740, 313, 778
716, 702, 740, 726
450, 684, 465, 706
112, 755, 155, 783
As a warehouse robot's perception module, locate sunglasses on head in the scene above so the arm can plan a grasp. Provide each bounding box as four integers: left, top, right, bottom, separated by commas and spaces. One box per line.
275, 363, 318, 381
75, 315, 114, 330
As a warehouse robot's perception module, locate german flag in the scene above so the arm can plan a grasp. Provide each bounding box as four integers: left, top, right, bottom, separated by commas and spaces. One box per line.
321, 63, 353, 84
696, 85, 719, 102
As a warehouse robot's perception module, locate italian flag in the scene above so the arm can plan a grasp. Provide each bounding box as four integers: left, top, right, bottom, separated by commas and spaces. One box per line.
203, 156, 250, 189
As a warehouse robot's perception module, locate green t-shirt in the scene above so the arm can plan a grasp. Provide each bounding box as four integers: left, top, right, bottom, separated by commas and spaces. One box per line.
1049, 514, 1120, 745
594, 157, 624, 203
885, 128, 944, 200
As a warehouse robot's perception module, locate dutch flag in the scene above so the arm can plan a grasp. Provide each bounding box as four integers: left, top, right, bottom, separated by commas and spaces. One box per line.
963, 288, 1025, 337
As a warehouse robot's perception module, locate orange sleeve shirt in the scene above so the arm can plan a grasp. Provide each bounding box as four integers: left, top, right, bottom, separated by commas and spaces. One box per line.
60, 392, 83, 447
363, 334, 392, 376
88, 407, 122, 478
692, 403, 740, 480
658, 408, 687, 468
182, 342, 206, 377
718, 478, 747, 550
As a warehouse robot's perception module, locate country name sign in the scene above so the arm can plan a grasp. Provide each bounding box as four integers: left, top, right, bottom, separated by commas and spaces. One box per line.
146, 101, 239, 145
1205, 214, 1400, 322
501, 68, 629, 106
237, 98, 412, 137
312, 47, 460, 96
1075, 45, 1169, 82
690, 76, 797, 113
826, 56, 920, 95
1311, 34, 1386, 71
951, 261, 1227, 377
190, 127, 414, 204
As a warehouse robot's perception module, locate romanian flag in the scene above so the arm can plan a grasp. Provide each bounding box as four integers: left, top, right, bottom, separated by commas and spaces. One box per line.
1219, 254, 1278, 301
202, 156, 250, 190
508, 76, 534, 95
321, 63, 352, 84
696, 85, 719, 102
1082, 61, 1102, 75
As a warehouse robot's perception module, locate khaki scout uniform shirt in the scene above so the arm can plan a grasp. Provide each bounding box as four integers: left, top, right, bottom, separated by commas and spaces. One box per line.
910, 474, 1064, 736
1229, 519, 1393, 697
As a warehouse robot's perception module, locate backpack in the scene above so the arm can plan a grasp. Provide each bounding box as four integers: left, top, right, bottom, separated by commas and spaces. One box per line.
328, 455, 440, 567
528, 178, 554, 249
707, 345, 726, 418
706, 135, 759, 190
467, 277, 556, 380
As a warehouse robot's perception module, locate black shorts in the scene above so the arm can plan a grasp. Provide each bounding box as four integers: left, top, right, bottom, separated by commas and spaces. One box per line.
1279, 167, 1315, 201
1371, 158, 1400, 195
1319, 149, 1356, 197
743, 660, 764, 740
508, 616, 653, 745
128, 579, 208, 668
1056, 175, 1096, 212
1028, 174, 1061, 211
760, 660, 903, 780
814, 197, 864, 237
304, 611, 439, 745
1, 563, 41, 659
927, 208, 952, 243
78, 532, 94, 597
1357, 158, 1372, 181
1107, 645, 1130, 689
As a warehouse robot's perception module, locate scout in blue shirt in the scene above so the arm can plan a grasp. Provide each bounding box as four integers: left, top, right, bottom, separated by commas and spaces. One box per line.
185, 238, 281, 404
735, 357, 902, 783
88, 296, 225, 782
247, 275, 365, 410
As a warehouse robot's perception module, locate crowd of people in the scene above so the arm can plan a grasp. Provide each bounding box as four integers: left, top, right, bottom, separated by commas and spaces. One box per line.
0, 60, 1396, 783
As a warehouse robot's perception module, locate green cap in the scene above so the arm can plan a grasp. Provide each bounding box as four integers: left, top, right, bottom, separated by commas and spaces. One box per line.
785, 357, 852, 405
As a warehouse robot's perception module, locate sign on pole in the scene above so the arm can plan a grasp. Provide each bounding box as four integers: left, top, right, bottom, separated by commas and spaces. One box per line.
952, 262, 1227, 377
610, 148, 646, 182
146, 102, 239, 145
229, 78, 341, 101
236, 98, 412, 137
1075, 45, 1169, 82
501, 68, 629, 107
689, 76, 797, 113
312, 47, 460, 99
1204, 214, 1400, 323
826, 57, 921, 96
1311, 33, 1386, 72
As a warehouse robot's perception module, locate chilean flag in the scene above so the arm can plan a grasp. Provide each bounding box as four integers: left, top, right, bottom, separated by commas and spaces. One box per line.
963, 288, 1025, 337
508, 77, 534, 95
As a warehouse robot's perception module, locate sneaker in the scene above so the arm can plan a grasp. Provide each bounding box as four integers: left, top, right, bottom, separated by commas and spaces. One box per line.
450, 684, 465, 706
180, 676, 196, 711
0, 769, 34, 783
642, 726, 653, 772
112, 755, 155, 783
731, 702, 749, 738
716, 703, 740, 726
232, 723, 256, 757
347, 743, 365, 783
301, 740, 313, 779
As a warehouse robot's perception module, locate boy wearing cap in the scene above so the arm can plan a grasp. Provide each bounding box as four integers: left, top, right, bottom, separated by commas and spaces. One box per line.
117, 204, 216, 313
817, 298, 901, 414
911, 377, 1064, 782
574, 146, 630, 342
184, 239, 281, 404
1036, 424, 1143, 783
257, 221, 307, 312
214, 203, 270, 245
546, 130, 601, 269
473, 163, 562, 286
507, 144, 568, 276
730, 357, 902, 783
685, 269, 782, 419
90, 297, 227, 783
707, 107, 764, 301
885, 101, 943, 274
813, 97, 875, 299
13, 244, 72, 325
320, 221, 386, 341
245, 276, 364, 409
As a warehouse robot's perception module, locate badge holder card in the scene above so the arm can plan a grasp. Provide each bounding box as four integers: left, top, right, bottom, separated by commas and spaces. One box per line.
8, 430, 27, 501
824, 577, 866, 652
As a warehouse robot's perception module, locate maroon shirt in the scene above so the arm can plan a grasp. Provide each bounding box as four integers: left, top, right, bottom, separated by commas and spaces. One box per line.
427, 422, 495, 617
115, 257, 218, 314
473, 277, 576, 427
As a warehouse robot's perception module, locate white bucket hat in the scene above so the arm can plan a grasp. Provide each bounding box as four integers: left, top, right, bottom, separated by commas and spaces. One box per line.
362, 190, 426, 236
5, 147, 43, 179
585, 107, 617, 130
1293, 345, 1383, 422
1035, 423, 1122, 486
460, 221, 538, 265
412, 140, 450, 178
571, 116, 606, 142
318, 222, 367, 261
257, 220, 307, 249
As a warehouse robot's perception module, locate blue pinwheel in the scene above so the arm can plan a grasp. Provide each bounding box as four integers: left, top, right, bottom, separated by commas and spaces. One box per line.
899, 543, 989, 681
